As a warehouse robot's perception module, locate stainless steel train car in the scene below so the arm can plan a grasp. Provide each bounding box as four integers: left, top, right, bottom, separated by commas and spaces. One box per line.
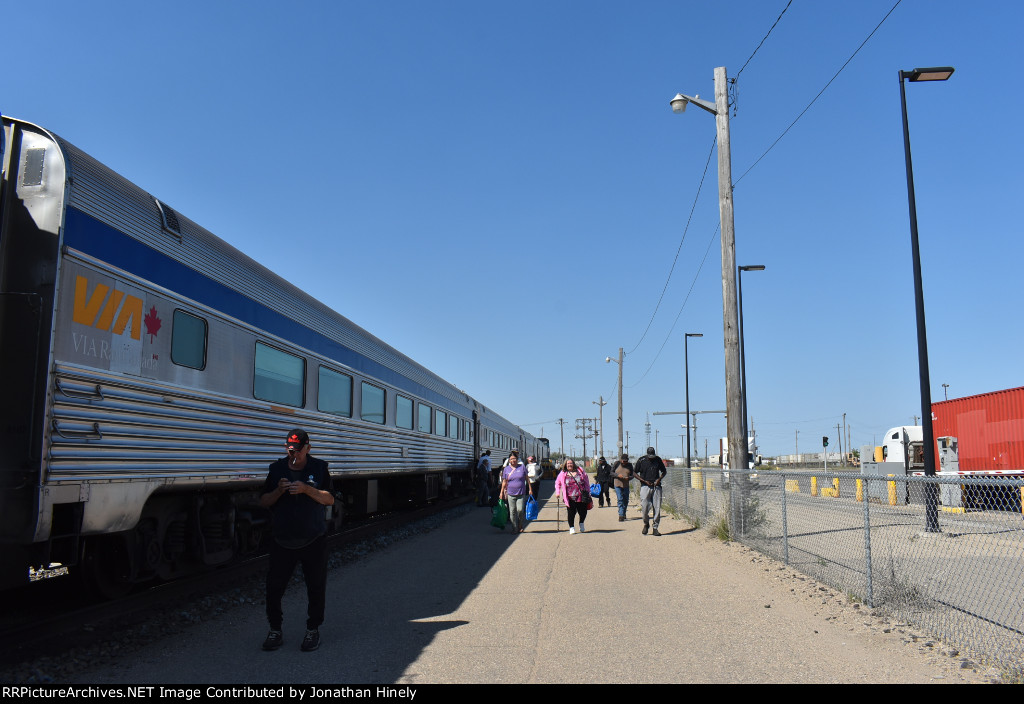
0, 117, 547, 596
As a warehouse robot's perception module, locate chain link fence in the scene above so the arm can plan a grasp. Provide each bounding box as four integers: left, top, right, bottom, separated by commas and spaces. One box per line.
659, 467, 1024, 678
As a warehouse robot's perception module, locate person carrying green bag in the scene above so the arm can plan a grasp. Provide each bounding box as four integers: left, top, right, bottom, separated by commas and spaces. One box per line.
491, 498, 508, 530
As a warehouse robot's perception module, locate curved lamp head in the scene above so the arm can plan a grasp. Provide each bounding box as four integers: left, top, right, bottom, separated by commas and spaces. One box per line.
670, 93, 689, 114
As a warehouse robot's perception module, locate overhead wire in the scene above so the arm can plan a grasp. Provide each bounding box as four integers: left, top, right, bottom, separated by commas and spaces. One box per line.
623, 0, 796, 368
628, 222, 720, 388
625, 137, 717, 356
733, 0, 903, 187
625, 0, 903, 392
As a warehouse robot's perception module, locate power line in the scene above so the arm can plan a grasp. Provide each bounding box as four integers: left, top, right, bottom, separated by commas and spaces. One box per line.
626, 137, 716, 356
626, 221, 716, 390
625, 1, 797, 360
734, 0, 903, 187
735, 0, 795, 80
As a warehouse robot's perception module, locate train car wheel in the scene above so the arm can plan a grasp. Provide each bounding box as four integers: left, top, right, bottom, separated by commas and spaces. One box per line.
77, 534, 135, 599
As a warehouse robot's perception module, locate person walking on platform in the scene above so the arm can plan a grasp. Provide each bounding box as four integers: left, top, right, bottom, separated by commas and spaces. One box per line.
554, 458, 591, 534
594, 456, 613, 508
634, 447, 667, 536
260, 429, 336, 652
526, 455, 542, 499
611, 453, 634, 522
476, 450, 492, 508
500, 450, 532, 533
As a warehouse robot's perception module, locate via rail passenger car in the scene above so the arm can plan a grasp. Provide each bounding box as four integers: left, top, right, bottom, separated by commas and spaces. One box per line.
0, 117, 547, 596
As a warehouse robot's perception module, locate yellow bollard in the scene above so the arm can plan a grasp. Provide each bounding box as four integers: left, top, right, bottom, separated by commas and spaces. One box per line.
786, 479, 800, 493
811, 476, 818, 497
832, 477, 840, 498
887, 474, 897, 506
856, 479, 863, 502
695, 471, 704, 491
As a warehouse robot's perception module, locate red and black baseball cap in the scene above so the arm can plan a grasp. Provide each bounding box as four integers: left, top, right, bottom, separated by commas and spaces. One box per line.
286, 429, 309, 450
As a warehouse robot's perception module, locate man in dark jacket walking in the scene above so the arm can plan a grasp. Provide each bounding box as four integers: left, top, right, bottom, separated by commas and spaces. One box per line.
594, 457, 613, 508
634, 447, 667, 536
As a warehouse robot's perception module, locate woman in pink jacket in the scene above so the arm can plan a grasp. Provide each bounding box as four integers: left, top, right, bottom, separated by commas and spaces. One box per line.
554, 458, 591, 534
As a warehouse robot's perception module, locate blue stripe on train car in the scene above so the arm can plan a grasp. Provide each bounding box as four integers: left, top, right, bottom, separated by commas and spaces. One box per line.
62, 206, 473, 417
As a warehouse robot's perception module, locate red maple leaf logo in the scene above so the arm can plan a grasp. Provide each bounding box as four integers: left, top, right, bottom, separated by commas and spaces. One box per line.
144, 306, 162, 343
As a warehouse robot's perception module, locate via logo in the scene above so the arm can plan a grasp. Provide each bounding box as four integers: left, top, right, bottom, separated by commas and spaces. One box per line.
72, 275, 160, 342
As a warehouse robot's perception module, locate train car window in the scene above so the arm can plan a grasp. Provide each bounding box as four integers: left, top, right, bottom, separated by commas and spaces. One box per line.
360, 382, 386, 424
254, 342, 305, 407
449, 414, 458, 439
418, 404, 432, 433
318, 367, 352, 417
171, 310, 207, 370
435, 409, 446, 437
397, 395, 414, 430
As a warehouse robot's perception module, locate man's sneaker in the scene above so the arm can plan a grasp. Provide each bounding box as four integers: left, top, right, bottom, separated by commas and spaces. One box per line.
652, 529, 662, 537
642, 524, 649, 535
301, 629, 321, 652
262, 630, 283, 651
569, 527, 576, 535
618, 516, 624, 522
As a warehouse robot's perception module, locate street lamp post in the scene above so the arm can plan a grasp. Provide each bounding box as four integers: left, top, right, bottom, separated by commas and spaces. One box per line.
684, 333, 703, 468
671, 67, 746, 480
738, 265, 765, 455
605, 348, 624, 459
899, 66, 954, 534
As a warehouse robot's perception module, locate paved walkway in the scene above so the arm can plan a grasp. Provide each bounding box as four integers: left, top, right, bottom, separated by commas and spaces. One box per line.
69, 483, 987, 684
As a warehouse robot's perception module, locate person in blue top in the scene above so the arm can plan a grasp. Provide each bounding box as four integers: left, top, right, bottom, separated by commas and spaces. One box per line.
260, 429, 335, 652
499, 450, 532, 533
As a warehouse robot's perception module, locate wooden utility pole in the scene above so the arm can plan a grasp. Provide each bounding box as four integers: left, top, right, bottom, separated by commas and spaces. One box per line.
593, 397, 607, 458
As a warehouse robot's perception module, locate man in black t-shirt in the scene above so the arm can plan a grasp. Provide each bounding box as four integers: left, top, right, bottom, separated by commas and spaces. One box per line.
260, 429, 334, 652
634, 447, 667, 536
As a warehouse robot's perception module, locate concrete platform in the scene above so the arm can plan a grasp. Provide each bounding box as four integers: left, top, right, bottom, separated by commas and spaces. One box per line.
68, 483, 984, 684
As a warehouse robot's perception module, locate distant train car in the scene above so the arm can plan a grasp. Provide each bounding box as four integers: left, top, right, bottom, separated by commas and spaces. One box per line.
0, 117, 542, 596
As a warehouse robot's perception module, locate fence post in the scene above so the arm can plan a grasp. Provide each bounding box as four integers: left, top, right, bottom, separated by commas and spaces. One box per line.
781, 471, 789, 565
863, 475, 874, 607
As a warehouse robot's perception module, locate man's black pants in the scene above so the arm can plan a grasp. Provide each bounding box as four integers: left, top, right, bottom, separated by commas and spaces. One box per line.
266, 535, 328, 631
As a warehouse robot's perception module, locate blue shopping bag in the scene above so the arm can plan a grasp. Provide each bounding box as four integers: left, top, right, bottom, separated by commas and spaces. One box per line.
525, 495, 539, 521
590, 482, 601, 497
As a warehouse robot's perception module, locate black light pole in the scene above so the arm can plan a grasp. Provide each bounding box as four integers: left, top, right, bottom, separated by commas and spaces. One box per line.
684, 333, 703, 468
737, 265, 765, 457
899, 66, 954, 534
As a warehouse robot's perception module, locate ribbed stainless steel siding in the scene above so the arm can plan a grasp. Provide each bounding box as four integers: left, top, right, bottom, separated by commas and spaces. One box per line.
48, 363, 474, 485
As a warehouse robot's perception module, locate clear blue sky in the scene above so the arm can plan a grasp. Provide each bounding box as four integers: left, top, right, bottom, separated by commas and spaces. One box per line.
8, 0, 1023, 459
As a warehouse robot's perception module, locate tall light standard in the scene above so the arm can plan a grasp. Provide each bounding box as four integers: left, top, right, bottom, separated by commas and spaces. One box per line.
738, 265, 765, 453
684, 332, 703, 468
942, 383, 949, 401
671, 67, 746, 480
899, 66, 954, 534
605, 348, 624, 458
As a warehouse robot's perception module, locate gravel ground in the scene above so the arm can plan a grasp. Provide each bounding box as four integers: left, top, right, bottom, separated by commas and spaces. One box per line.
2, 504, 1010, 684
1, 505, 477, 685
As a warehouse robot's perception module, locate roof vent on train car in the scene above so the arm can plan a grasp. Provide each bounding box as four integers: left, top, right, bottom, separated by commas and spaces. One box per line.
155, 198, 182, 238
